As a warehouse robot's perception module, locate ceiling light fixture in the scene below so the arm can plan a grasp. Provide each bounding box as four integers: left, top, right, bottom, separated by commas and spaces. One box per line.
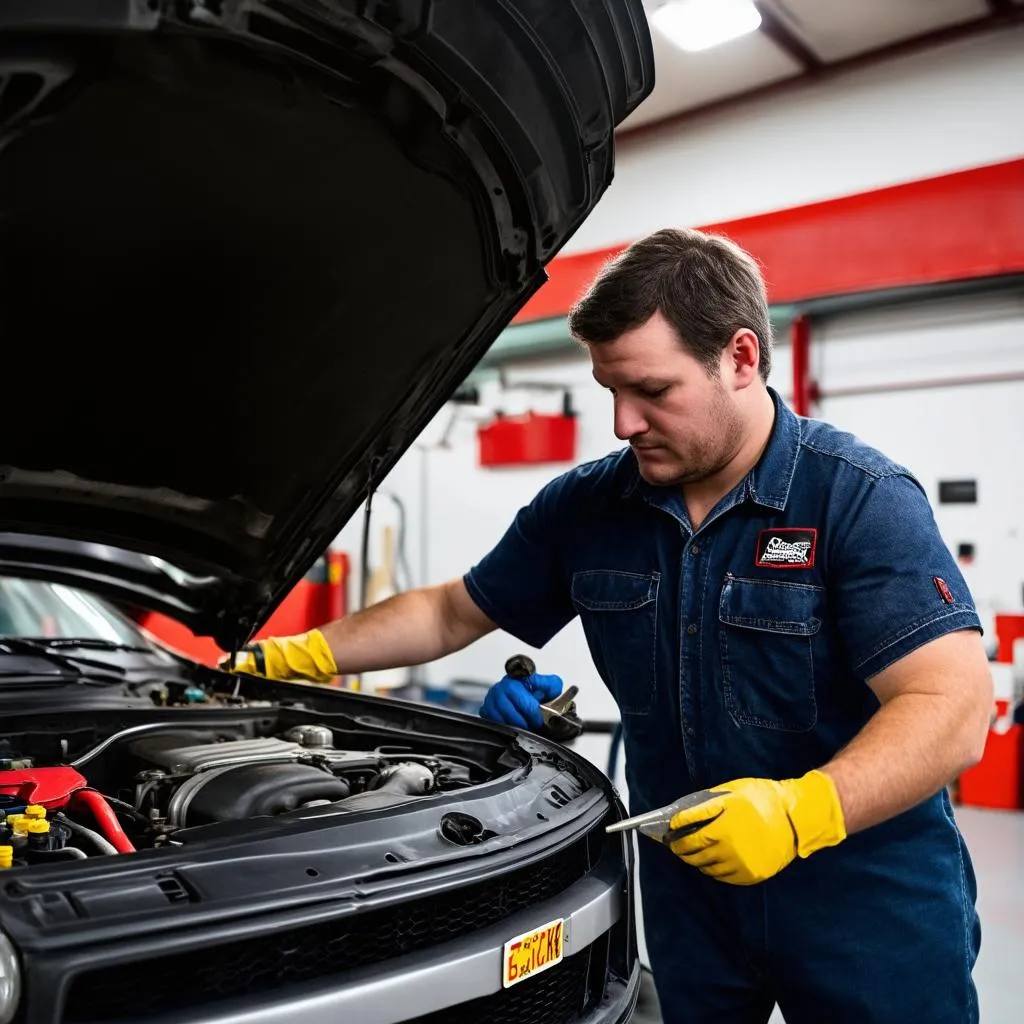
651, 0, 762, 53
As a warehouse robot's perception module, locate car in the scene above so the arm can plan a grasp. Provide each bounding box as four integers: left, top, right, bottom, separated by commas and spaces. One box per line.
0, 2, 654, 1023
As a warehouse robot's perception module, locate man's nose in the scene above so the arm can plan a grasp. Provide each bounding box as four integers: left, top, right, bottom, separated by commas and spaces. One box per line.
614, 397, 647, 441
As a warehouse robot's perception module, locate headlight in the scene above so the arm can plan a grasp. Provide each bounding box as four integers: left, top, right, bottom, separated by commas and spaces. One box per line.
0, 930, 21, 1024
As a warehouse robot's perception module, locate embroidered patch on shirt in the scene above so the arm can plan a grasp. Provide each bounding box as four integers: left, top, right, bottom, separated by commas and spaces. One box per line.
933, 576, 955, 604
755, 528, 818, 569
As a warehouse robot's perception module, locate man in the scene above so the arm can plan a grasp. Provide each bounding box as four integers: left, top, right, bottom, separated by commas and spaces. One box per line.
228, 228, 993, 1022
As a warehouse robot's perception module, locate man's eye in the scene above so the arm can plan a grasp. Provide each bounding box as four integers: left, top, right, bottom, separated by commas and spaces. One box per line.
641, 386, 669, 399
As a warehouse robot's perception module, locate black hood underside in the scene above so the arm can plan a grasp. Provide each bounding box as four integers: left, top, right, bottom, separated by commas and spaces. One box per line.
0, 1, 654, 648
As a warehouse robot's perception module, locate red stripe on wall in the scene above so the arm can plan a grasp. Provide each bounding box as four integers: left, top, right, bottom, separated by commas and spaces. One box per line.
514, 159, 1024, 323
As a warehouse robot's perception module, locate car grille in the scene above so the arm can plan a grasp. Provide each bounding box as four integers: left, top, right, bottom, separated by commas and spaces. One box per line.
406, 939, 601, 1024
62, 836, 593, 1022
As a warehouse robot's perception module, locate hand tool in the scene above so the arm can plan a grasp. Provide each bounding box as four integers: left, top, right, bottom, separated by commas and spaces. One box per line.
504, 654, 584, 741
605, 788, 727, 845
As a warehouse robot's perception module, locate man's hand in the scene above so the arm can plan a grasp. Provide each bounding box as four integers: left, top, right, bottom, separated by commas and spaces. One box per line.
219, 629, 339, 684
480, 671, 563, 731
668, 770, 846, 885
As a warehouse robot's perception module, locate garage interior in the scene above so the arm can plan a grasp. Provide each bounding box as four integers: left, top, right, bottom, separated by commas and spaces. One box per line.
291, 4, 1024, 1020
6, 0, 1023, 1022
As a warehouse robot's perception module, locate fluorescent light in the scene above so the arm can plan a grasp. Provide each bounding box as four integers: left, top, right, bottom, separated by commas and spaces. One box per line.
651, 0, 762, 53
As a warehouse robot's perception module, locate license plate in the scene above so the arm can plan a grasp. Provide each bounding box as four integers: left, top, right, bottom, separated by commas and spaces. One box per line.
502, 917, 565, 988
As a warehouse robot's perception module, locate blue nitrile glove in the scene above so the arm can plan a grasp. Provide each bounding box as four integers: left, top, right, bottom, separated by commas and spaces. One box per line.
480, 673, 563, 731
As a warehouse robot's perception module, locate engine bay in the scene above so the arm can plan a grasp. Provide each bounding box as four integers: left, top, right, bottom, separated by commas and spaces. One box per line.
0, 705, 523, 870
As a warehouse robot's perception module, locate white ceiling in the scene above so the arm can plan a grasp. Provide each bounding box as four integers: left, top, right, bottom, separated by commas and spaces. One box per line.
620, 0, 1021, 132
776, 0, 989, 61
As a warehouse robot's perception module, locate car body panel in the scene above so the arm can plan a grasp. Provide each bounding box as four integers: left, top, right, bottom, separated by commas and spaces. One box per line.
0, 664, 637, 1023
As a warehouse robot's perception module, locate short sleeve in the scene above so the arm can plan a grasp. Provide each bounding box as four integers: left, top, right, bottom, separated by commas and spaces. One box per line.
463, 474, 578, 649
831, 472, 982, 680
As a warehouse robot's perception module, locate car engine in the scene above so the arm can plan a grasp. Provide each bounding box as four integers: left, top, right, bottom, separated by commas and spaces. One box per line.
0, 721, 487, 868
129, 726, 452, 828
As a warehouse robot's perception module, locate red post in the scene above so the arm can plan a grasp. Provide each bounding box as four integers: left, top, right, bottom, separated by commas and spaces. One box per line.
327, 550, 349, 621
791, 314, 812, 416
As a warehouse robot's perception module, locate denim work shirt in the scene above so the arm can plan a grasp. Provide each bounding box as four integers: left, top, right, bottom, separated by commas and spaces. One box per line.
464, 388, 983, 992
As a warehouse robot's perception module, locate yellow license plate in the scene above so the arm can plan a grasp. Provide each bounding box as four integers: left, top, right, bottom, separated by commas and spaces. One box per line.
502, 917, 565, 988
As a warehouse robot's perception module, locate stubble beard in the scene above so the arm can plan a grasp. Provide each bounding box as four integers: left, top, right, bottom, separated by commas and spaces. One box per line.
635, 386, 745, 487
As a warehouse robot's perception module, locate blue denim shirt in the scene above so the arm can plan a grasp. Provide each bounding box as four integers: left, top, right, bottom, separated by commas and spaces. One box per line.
464, 388, 981, 814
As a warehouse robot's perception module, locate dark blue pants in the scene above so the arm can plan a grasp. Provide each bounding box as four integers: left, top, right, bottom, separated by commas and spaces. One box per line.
640, 797, 980, 1023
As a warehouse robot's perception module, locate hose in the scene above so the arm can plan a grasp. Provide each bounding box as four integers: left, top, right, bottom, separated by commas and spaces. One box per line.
56, 813, 118, 856
68, 790, 137, 854
100, 794, 152, 825
69, 721, 180, 770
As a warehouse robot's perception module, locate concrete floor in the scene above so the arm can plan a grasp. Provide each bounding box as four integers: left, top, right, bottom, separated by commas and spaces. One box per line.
630, 806, 1024, 1023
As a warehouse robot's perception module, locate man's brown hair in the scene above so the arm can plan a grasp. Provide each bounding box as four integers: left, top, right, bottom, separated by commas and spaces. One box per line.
567, 227, 773, 382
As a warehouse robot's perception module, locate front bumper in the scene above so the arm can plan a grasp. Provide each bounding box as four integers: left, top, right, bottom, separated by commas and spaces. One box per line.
143, 857, 630, 1024
8, 793, 637, 1024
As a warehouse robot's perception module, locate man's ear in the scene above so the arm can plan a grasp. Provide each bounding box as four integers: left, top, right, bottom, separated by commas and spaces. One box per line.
723, 328, 760, 388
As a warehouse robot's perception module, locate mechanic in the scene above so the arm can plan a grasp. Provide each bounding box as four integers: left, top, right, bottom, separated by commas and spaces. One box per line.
228, 227, 993, 1023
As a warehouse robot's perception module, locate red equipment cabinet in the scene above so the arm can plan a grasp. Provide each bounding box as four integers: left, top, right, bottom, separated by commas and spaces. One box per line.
958, 612, 1024, 810
135, 551, 351, 668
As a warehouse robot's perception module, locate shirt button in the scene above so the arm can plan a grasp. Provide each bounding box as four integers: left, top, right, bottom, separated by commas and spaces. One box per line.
686, 623, 698, 635
690, 545, 700, 556
686, 726, 696, 737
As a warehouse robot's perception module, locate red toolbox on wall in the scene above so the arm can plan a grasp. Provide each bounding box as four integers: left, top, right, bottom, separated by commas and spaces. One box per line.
477, 411, 577, 467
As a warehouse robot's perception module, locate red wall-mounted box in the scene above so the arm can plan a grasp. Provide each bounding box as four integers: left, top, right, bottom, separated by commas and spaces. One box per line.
477, 412, 577, 467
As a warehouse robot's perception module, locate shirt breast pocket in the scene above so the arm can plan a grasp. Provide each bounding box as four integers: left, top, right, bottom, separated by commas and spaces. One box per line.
571, 570, 660, 716
718, 576, 824, 732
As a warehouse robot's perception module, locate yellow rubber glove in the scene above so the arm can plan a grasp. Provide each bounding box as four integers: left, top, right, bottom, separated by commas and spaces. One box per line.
668, 770, 846, 886
222, 629, 339, 684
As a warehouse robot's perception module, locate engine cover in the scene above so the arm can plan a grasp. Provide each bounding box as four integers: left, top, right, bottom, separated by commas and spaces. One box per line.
125, 729, 442, 830
130, 737, 310, 774
169, 763, 351, 827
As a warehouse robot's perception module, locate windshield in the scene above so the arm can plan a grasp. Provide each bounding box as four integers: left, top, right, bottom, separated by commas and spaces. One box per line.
0, 576, 150, 645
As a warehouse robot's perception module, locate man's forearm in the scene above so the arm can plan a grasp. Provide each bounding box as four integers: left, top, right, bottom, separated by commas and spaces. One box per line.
317, 579, 496, 675
822, 691, 988, 834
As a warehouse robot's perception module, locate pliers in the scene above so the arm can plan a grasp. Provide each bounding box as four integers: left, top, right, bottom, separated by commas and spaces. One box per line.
605, 788, 727, 846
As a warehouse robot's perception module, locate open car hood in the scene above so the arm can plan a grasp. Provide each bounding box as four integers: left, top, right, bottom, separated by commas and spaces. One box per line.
0, 0, 653, 649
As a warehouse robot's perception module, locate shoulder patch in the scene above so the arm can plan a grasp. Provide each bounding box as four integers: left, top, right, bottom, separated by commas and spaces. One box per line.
756, 528, 817, 569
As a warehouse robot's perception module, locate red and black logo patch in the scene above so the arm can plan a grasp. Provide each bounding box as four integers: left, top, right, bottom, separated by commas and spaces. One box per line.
755, 528, 817, 569
933, 577, 955, 605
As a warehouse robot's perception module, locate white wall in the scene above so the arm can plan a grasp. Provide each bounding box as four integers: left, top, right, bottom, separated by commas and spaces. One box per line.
566, 24, 1024, 253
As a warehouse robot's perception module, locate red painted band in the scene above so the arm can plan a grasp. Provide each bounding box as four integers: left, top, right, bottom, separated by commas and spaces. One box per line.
515, 159, 1024, 323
